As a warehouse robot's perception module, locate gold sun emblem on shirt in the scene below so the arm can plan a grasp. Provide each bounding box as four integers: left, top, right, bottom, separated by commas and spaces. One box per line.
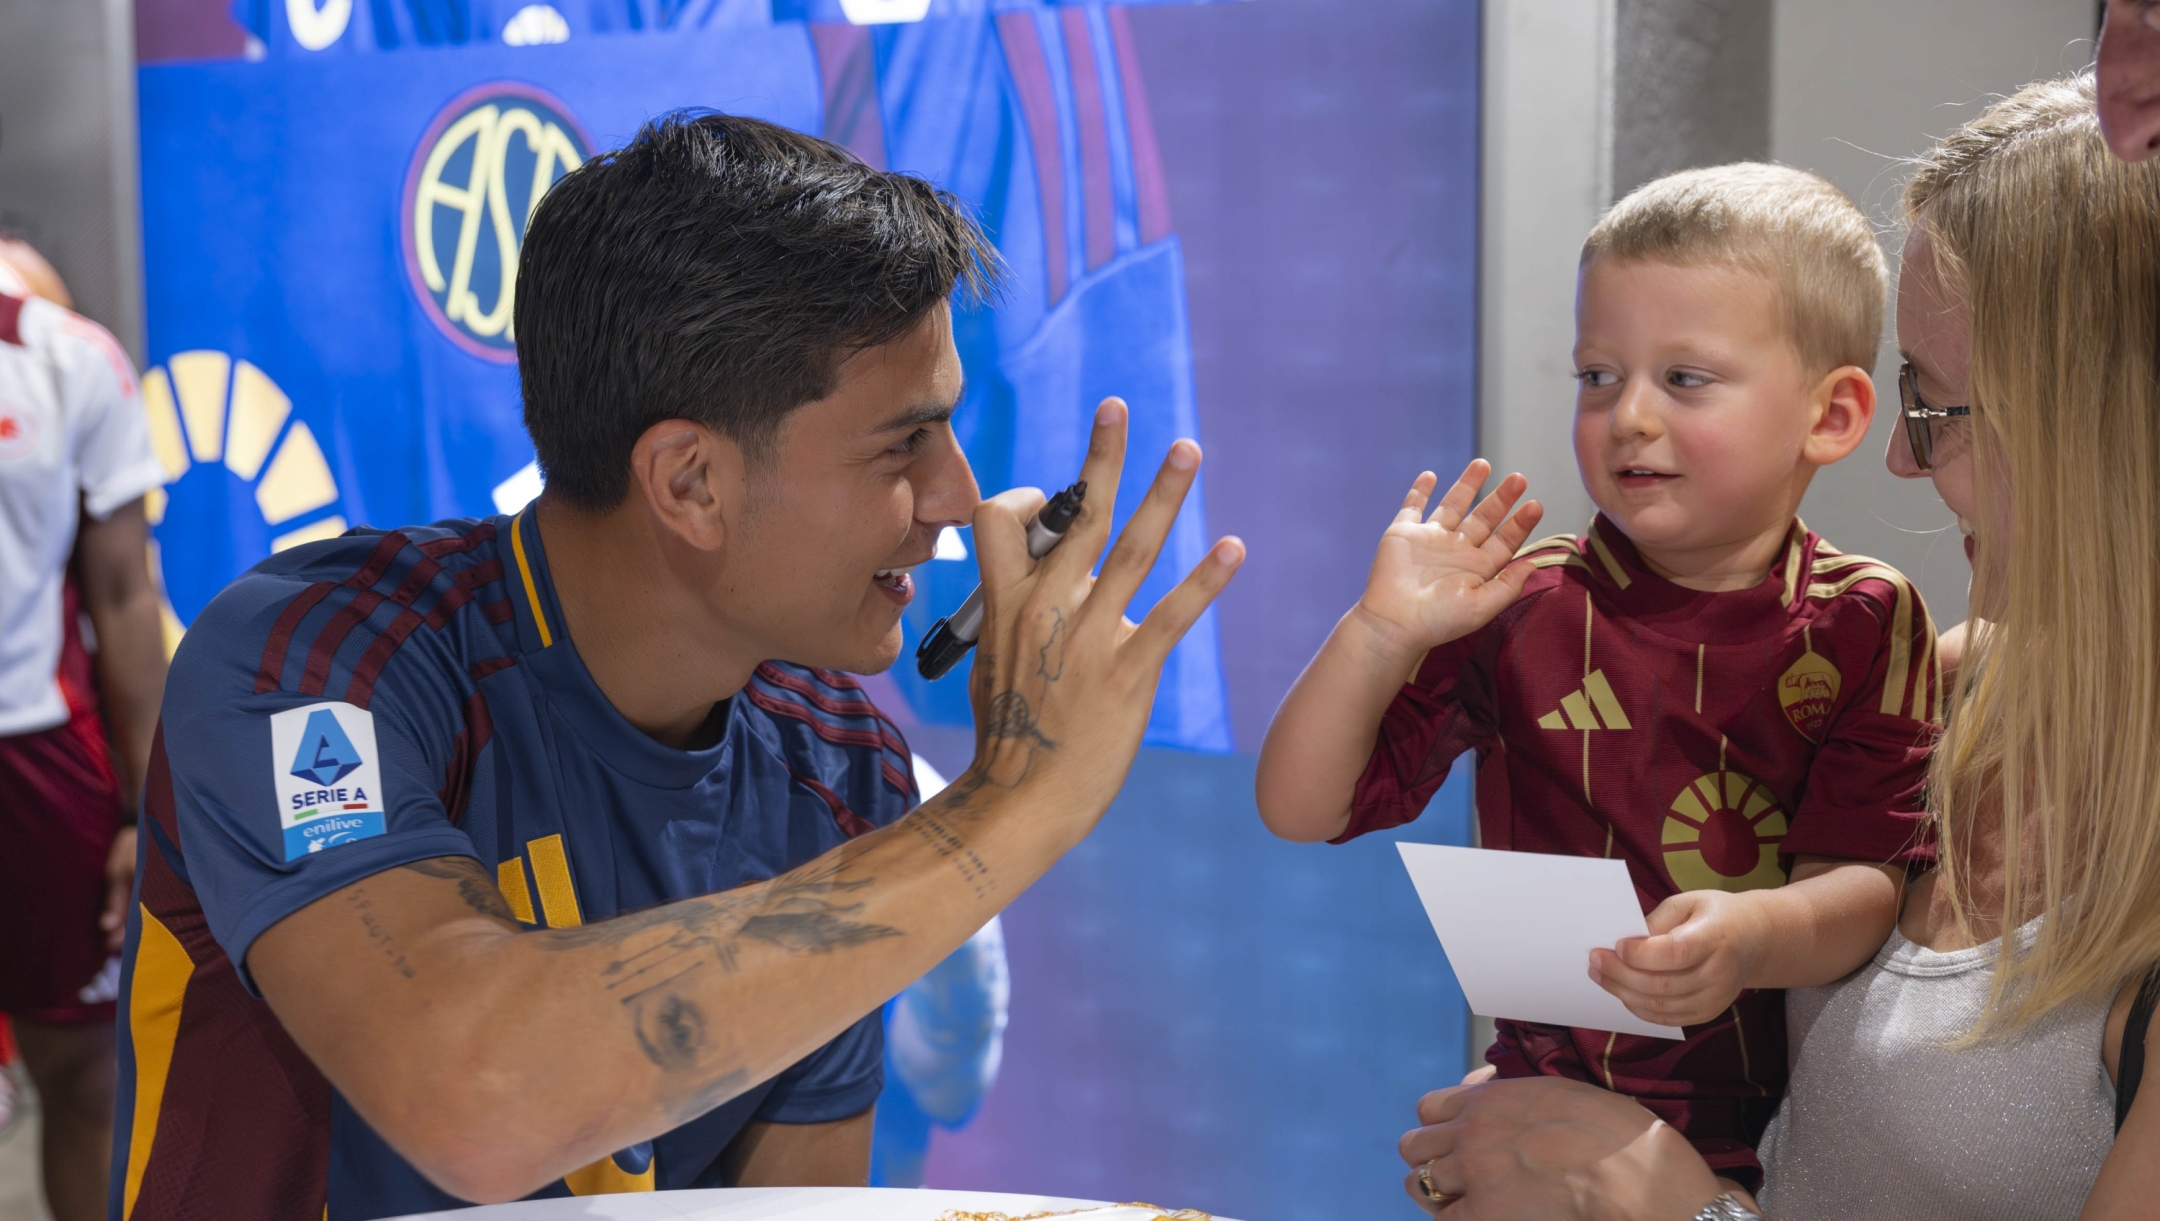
1661, 770, 1790, 893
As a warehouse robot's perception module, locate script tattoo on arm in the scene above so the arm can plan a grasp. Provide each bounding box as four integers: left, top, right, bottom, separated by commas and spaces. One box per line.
343, 884, 417, 980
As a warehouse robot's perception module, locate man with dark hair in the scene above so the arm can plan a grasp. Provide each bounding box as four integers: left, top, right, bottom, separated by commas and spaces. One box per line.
110, 112, 1241, 1220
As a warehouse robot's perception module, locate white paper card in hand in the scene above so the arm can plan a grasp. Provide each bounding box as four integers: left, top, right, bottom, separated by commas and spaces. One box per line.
1397, 843, 1682, 1040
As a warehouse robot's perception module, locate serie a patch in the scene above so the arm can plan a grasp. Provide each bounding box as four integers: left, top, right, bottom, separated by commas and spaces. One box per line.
269, 701, 386, 861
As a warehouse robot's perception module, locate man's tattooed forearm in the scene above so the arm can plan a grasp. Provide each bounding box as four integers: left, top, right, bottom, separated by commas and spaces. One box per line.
907, 811, 997, 899
343, 885, 416, 979
399, 857, 520, 923
631, 991, 710, 1070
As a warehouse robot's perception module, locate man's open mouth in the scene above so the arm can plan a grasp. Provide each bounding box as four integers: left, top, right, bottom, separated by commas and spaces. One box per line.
874, 566, 916, 604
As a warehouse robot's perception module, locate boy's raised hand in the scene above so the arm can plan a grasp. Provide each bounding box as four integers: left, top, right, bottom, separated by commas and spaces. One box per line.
1356, 459, 1545, 653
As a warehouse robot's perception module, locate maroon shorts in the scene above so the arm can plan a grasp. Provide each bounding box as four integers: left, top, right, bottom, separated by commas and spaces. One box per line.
0, 704, 124, 1024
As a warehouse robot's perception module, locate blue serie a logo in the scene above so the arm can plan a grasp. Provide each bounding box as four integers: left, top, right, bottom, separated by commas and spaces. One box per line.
401, 83, 590, 362
270, 701, 387, 861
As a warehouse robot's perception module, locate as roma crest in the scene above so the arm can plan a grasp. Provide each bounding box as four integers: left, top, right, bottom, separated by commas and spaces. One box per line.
402, 83, 591, 363
1777, 648, 1841, 741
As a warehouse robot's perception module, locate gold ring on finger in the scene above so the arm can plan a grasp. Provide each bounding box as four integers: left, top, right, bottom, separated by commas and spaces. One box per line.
1419, 1160, 1461, 1207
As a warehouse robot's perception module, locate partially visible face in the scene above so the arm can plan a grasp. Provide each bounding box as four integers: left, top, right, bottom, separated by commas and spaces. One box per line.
1889, 225, 2003, 616
716, 303, 979, 673
1572, 258, 1823, 558
0, 238, 72, 307
2099, 0, 2160, 162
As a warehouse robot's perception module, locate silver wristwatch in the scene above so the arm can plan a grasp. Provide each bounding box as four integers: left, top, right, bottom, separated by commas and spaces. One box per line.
1692, 1194, 1760, 1221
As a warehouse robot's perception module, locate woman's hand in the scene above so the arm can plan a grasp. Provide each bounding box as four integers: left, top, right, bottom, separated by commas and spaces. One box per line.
1398, 1077, 1726, 1220
1353, 460, 1543, 657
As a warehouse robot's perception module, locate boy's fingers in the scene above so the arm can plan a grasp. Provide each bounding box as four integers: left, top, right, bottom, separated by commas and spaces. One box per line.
1457, 472, 1526, 547
1430, 459, 1490, 530
1593, 944, 1702, 996
1092, 439, 1203, 617
1045, 398, 1131, 582
1396, 471, 1440, 525
1127, 537, 1245, 666
1488, 498, 1546, 559
1617, 930, 1709, 973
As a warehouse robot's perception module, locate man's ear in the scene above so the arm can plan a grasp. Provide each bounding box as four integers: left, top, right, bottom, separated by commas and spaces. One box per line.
1801, 365, 1877, 467
630, 420, 746, 553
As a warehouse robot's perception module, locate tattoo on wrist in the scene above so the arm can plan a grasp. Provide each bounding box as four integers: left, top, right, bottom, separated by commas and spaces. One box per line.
907, 810, 998, 899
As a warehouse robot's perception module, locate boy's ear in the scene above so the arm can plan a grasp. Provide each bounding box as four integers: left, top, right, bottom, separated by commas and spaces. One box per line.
630, 419, 745, 554
1801, 366, 1876, 467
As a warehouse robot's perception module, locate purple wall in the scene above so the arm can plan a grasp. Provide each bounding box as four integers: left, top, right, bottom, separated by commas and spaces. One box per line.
1149, 0, 1481, 750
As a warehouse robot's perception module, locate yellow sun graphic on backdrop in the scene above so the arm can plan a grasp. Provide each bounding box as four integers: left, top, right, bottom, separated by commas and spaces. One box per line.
141, 351, 342, 653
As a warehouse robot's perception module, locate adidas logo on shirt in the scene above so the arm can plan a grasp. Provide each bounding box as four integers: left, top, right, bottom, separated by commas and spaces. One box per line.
1537, 669, 1632, 731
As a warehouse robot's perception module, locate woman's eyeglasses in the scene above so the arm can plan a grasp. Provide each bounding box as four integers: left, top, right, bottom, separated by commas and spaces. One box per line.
1898, 361, 1969, 471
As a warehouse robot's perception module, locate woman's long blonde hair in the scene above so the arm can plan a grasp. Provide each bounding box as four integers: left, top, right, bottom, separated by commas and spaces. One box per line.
1908, 72, 2160, 1034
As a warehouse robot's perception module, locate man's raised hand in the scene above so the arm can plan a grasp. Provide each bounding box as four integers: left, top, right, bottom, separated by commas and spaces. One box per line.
1355, 459, 1544, 654
959, 398, 1243, 824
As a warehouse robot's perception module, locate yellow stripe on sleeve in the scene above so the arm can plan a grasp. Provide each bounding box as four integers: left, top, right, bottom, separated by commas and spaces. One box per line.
526, 834, 582, 928
123, 908, 192, 1220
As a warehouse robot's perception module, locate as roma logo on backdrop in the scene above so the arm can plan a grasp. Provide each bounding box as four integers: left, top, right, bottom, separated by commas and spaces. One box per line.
401, 83, 590, 363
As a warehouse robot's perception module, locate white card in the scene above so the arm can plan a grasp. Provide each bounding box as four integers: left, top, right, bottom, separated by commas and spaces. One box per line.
1397, 843, 1683, 1040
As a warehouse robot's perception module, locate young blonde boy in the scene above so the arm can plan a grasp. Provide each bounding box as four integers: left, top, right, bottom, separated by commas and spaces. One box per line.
1256, 164, 1938, 1189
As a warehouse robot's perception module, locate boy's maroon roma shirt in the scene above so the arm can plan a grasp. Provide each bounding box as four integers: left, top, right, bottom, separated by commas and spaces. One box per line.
1343, 516, 1939, 1183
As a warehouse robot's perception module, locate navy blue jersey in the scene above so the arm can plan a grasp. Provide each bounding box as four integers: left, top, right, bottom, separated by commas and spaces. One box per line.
111, 510, 917, 1221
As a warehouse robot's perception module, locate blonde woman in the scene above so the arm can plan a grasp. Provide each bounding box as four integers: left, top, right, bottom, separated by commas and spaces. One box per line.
1394, 73, 2160, 1221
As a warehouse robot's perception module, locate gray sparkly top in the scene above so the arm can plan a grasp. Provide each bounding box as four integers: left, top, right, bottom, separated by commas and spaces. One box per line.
1757, 920, 2115, 1221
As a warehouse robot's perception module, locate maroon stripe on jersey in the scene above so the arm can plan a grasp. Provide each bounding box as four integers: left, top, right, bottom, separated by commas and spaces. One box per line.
254, 531, 410, 693
469, 656, 516, 682
133, 830, 331, 1221
483, 598, 513, 625
141, 728, 179, 843
0, 293, 22, 346
417, 521, 496, 558
745, 687, 915, 796
1062, 7, 1116, 270
787, 767, 878, 839
299, 550, 447, 697
757, 665, 910, 756
998, 11, 1070, 304
1108, 7, 1172, 245
424, 561, 505, 629
810, 22, 890, 170
438, 690, 495, 827
342, 560, 507, 707
742, 685, 886, 751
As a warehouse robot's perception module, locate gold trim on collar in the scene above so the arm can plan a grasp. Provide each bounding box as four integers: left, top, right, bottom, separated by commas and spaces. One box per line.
509, 509, 555, 648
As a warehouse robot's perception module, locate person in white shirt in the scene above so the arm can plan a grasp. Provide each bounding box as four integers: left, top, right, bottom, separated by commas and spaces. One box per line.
0, 235, 169, 1221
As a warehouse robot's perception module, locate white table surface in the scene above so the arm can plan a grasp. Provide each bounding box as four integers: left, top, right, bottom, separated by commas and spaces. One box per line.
390, 1187, 1239, 1221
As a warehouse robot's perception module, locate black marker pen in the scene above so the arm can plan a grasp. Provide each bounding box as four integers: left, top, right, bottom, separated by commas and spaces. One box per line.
915, 480, 1088, 680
